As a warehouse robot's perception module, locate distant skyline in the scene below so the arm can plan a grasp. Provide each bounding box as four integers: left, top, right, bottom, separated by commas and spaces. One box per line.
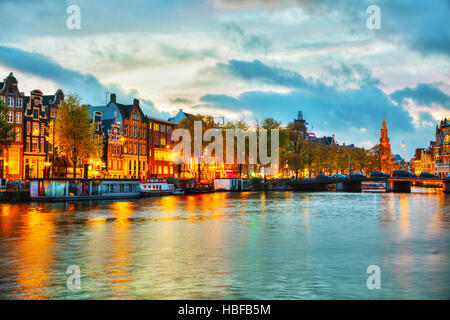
0, 0, 448, 158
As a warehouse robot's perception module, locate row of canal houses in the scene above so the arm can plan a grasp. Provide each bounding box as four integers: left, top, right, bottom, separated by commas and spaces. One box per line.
0, 72, 190, 181
87, 93, 178, 180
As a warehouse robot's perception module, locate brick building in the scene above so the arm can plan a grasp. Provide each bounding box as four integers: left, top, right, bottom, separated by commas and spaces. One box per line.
435, 118, 450, 177
0, 73, 24, 180
147, 117, 176, 178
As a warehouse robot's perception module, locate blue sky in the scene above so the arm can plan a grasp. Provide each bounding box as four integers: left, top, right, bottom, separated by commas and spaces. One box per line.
0, 0, 448, 158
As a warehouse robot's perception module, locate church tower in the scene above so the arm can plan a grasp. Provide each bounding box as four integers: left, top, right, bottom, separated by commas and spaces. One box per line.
379, 115, 393, 174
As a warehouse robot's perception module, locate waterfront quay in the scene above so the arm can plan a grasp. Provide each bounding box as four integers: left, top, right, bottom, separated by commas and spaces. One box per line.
1, 176, 450, 204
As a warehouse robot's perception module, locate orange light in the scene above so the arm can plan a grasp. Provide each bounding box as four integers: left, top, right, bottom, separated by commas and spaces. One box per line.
33, 129, 39, 135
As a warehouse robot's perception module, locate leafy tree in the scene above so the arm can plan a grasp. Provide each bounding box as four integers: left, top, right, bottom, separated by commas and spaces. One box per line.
50, 94, 99, 178
283, 121, 307, 178
178, 114, 217, 181
0, 99, 15, 154
223, 120, 251, 177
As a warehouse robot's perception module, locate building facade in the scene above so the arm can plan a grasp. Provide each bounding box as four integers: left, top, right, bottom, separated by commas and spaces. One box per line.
104, 119, 124, 179
0, 73, 24, 180
22, 89, 64, 179
148, 117, 176, 178
23, 90, 49, 179
88, 94, 164, 180
435, 118, 450, 177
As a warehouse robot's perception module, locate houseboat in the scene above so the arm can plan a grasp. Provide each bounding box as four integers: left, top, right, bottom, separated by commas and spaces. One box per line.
140, 179, 175, 197
214, 178, 251, 192
29, 178, 140, 201
179, 179, 215, 194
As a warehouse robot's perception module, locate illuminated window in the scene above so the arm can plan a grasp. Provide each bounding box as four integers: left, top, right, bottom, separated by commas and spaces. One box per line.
7, 111, 14, 123
32, 138, 38, 152
164, 166, 168, 174
154, 123, 159, 131
32, 122, 39, 135
15, 112, 22, 123
158, 166, 162, 174
15, 127, 21, 142
160, 137, 166, 145
8, 149, 19, 174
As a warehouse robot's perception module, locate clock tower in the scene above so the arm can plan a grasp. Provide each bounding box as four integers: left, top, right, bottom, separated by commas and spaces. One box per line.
380, 115, 394, 174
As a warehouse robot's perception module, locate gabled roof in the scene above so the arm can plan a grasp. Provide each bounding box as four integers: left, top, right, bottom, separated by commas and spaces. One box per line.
168, 108, 195, 123
116, 101, 146, 121
147, 116, 177, 125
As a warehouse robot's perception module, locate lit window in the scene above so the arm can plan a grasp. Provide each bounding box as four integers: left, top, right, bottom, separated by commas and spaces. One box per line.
7, 111, 14, 123
15, 127, 21, 142
15, 112, 22, 123
32, 138, 39, 152
32, 122, 39, 135
160, 137, 166, 145
154, 123, 159, 131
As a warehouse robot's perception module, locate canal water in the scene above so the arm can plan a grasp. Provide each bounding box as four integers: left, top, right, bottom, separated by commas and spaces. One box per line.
0, 190, 449, 299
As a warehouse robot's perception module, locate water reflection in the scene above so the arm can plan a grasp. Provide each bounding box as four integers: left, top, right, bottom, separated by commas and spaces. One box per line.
0, 190, 449, 299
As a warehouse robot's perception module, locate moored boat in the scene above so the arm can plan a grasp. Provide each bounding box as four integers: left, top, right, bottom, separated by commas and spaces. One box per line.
29, 178, 140, 201
140, 179, 175, 197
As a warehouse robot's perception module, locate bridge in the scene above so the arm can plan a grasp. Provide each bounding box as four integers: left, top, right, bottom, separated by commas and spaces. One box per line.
289, 177, 450, 193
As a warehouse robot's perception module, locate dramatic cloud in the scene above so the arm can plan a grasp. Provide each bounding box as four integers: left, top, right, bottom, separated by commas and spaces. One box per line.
215, 0, 450, 57
390, 84, 450, 110
224, 24, 272, 53
200, 59, 446, 156
0, 1, 447, 157
0, 46, 168, 118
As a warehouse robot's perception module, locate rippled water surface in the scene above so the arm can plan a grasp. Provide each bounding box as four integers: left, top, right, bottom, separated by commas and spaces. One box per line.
0, 190, 449, 299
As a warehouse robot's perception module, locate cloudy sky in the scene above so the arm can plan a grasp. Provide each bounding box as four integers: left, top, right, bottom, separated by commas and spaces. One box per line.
0, 0, 448, 158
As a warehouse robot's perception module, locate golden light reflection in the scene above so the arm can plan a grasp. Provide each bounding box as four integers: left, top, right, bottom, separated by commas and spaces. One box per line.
398, 194, 411, 237
14, 208, 55, 299
108, 201, 134, 296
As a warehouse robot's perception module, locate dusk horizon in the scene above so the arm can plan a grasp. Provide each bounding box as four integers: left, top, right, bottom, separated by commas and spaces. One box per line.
1, 0, 448, 158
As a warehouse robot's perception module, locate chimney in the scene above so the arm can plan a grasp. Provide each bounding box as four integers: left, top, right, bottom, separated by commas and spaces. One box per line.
110, 93, 116, 103
134, 98, 139, 106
